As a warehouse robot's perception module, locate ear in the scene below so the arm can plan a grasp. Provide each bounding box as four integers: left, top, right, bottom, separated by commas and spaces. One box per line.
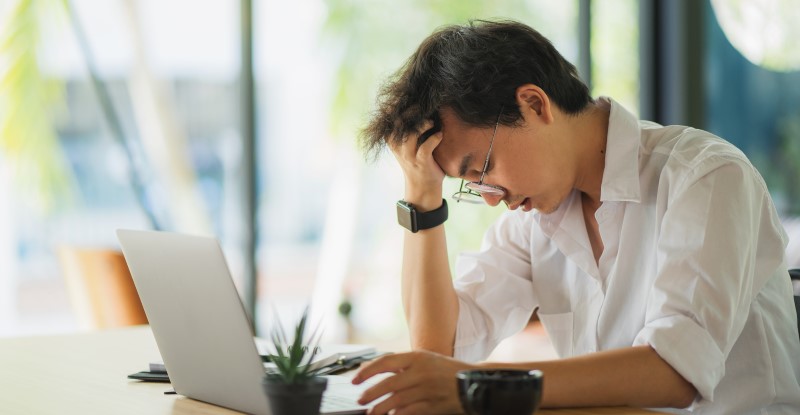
515, 84, 554, 124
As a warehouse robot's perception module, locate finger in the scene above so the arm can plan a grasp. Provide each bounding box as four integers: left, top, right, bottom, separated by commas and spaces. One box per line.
358, 375, 398, 405
417, 129, 443, 157
366, 387, 430, 415
415, 121, 439, 148
398, 120, 435, 160
352, 353, 415, 384
358, 371, 423, 405
416, 131, 444, 173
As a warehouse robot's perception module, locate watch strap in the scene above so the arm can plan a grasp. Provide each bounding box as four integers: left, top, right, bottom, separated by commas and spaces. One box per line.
414, 199, 448, 231
397, 199, 448, 232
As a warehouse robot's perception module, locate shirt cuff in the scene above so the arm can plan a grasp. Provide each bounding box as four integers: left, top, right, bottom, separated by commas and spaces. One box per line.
633, 315, 726, 403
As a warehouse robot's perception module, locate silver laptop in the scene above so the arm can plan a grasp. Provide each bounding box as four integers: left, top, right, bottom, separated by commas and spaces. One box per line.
117, 229, 373, 415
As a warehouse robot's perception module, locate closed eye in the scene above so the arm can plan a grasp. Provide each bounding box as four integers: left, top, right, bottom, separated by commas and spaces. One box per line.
457, 154, 473, 178
484, 159, 494, 174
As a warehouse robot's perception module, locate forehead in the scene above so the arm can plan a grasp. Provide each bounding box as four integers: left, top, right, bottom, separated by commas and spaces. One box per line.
433, 108, 493, 177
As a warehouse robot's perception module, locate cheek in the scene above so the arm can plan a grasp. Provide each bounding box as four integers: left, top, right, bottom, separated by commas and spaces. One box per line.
493, 168, 527, 196
497, 156, 558, 196
501, 151, 535, 181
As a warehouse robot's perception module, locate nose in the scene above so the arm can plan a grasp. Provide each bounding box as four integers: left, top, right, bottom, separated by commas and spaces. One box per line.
481, 193, 504, 207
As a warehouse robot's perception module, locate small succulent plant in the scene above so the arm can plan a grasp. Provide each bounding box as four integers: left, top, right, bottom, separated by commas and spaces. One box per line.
268, 307, 323, 384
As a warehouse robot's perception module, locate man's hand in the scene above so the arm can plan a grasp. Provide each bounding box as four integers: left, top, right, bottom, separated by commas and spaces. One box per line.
390, 121, 446, 212
352, 350, 478, 415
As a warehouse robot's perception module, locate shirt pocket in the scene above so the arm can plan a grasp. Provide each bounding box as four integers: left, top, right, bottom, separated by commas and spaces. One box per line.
537, 311, 574, 358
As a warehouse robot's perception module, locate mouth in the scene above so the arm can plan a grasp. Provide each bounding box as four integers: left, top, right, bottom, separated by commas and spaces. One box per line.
521, 198, 534, 212
507, 197, 532, 211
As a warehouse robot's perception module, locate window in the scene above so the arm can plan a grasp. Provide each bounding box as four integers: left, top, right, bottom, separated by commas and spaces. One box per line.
255, 0, 582, 343
0, 0, 241, 335
1, 0, 587, 345
705, 0, 800, 216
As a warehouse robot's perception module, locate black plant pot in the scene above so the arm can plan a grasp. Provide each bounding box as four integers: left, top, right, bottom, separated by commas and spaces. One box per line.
262, 375, 328, 415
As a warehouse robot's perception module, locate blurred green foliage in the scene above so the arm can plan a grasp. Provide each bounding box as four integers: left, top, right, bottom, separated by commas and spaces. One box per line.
321, 0, 579, 144
0, 0, 74, 212
591, 0, 639, 114
322, 0, 583, 264
770, 112, 800, 215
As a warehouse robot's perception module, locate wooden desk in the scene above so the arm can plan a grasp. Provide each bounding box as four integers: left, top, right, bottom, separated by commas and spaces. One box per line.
0, 327, 660, 414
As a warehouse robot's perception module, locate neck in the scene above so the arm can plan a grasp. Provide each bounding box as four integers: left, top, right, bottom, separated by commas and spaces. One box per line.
571, 99, 610, 206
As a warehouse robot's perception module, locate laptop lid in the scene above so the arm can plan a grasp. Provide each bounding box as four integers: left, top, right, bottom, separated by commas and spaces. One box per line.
117, 229, 271, 415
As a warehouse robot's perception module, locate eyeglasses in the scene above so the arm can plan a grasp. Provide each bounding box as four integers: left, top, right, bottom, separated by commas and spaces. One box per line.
452, 110, 507, 204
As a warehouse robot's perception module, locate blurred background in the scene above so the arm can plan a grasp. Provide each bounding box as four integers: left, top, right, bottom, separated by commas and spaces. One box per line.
0, 0, 798, 353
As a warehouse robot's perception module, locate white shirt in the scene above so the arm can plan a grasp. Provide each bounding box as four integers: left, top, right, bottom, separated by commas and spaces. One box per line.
452, 98, 800, 414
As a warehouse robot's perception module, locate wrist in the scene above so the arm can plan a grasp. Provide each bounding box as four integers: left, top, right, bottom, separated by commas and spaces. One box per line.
403, 189, 444, 212
396, 199, 448, 233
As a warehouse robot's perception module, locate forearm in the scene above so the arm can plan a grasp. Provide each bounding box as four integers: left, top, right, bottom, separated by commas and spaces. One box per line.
481, 345, 697, 409
390, 122, 458, 357
400, 217, 459, 356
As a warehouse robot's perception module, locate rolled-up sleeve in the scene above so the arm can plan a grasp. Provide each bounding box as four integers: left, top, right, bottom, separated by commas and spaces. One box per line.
633, 157, 787, 403
453, 212, 538, 362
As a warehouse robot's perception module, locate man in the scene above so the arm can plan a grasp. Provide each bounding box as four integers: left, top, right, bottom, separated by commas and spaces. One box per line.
352, 20, 800, 415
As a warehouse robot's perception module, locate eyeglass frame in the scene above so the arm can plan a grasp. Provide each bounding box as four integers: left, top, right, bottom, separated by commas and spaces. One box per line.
452, 108, 507, 204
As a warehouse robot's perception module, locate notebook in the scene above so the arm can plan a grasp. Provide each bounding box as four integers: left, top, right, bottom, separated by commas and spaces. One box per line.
146, 342, 378, 375
117, 229, 382, 415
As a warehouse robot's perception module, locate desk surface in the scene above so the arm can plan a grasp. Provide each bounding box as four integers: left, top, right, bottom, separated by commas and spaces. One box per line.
0, 327, 660, 415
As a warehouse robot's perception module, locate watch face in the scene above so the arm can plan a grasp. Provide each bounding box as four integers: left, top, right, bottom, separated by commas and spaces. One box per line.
396, 202, 416, 232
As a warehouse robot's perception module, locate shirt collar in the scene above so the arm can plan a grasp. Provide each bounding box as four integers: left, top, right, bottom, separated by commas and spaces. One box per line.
599, 97, 642, 203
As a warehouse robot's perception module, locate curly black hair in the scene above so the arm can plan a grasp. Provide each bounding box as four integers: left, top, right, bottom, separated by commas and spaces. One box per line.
361, 19, 591, 158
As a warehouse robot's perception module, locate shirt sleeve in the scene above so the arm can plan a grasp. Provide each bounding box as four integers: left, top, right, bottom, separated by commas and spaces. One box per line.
633, 156, 788, 404
453, 211, 538, 362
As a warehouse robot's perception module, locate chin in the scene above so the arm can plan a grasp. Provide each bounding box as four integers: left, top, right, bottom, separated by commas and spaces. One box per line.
535, 201, 562, 214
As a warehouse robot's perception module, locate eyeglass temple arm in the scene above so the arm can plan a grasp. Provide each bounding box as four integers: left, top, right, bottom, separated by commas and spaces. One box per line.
478, 114, 502, 183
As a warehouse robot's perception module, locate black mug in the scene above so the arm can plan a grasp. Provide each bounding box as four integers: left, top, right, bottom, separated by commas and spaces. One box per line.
456, 369, 543, 415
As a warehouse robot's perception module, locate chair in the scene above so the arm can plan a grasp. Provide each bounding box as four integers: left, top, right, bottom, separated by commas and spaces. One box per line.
58, 247, 148, 329
790, 269, 800, 339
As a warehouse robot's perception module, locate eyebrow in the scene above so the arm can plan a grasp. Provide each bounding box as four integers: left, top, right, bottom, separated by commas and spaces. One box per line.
458, 153, 473, 178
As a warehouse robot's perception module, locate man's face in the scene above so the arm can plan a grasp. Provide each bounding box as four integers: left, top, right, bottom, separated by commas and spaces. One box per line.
432, 107, 574, 214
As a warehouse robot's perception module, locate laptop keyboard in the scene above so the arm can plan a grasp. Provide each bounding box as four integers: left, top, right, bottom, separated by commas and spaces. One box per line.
321, 393, 368, 412
319, 374, 390, 414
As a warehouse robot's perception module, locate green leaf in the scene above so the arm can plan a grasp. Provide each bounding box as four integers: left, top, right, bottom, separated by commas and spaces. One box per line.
268, 305, 323, 384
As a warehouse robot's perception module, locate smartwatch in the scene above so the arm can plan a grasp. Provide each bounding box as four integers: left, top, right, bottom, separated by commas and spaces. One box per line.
396, 199, 448, 233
